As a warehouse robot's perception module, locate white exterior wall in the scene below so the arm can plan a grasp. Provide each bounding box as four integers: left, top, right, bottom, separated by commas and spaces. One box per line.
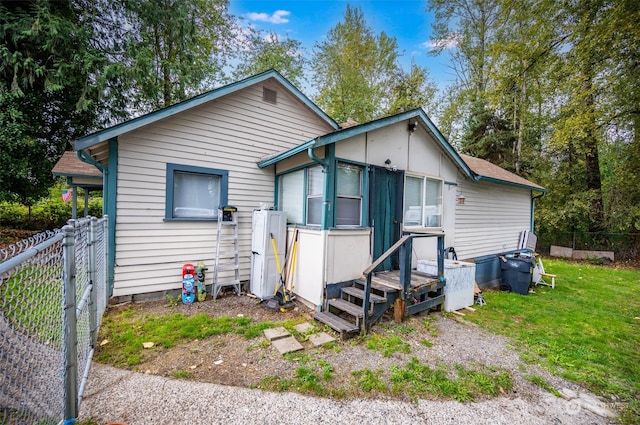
291, 228, 325, 307
288, 228, 371, 309
112, 81, 334, 296
454, 176, 532, 259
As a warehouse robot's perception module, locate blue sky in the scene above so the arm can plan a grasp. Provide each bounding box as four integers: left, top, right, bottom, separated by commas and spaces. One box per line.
228, 0, 453, 91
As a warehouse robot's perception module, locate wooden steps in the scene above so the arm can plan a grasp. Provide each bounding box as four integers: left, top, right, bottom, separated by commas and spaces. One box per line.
314, 311, 359, 334
314, 269, 445, 338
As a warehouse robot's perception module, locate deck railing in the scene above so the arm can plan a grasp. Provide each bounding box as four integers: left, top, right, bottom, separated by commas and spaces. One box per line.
361, 231, 445, 332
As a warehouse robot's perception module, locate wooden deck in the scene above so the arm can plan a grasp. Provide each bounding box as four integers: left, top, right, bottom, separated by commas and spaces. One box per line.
370, 269, 440, 290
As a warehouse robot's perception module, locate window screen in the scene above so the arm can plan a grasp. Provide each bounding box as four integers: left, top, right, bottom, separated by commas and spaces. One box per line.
336, 163, 362, 226
306, 166, 323, 225
403, 175, 442, 227
165, 163, 228, 220
279, 170, 304, 223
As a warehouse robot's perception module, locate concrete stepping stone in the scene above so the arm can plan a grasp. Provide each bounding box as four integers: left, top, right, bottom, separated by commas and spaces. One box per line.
293, 322, 315, 333
309, 332, 335, 347
263, 327, 290, 341
272, 336, 304, 354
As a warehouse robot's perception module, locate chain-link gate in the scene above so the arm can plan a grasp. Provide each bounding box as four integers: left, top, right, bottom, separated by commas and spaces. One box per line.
0, 216, 108, 425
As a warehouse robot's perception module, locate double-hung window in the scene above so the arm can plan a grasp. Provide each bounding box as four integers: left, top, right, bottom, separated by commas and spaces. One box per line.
404, 175, 442, 228
279, 169, 305, 224
165, 163, 228, 220
336, 163, 363, 226
278, 162, 364, 227
306, 166, 324, 225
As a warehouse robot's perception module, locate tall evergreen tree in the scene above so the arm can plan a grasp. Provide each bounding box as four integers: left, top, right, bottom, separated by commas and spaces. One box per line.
0, 0, 104, 203
117, 0, 235, 112
311, 5, 400, 123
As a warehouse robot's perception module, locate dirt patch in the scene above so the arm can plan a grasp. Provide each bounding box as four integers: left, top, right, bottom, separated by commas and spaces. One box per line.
0, 228, 39, 252
96, 293, 569, 404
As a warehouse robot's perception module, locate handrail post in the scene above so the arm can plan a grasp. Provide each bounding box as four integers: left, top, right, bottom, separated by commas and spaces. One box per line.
363, 274, 372, 333
437, 234, 445, 280
399, 235, 413, 297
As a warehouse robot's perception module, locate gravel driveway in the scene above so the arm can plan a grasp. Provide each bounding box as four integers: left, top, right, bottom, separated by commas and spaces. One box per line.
79, 312, 617, 424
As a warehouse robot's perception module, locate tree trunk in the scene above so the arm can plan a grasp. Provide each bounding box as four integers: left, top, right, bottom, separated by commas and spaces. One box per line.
581, 63, 604, 232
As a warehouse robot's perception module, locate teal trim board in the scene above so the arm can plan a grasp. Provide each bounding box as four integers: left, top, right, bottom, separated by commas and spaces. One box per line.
106, 138, 118, 297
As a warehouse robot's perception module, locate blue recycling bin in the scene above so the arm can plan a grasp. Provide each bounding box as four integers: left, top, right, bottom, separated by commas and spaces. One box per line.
500, 253, 533, 295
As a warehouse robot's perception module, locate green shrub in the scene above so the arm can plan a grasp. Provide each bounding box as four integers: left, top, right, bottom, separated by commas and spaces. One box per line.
0, 184, 102, 230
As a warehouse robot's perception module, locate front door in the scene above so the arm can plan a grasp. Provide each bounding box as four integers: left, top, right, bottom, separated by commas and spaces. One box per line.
369, 166, 404, 271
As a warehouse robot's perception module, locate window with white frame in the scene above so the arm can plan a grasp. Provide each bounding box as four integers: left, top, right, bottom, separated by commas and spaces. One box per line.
336, 162, 363, 226
165, 163, 228, 220
306, 165, 324, 225
404, 175, 442, 227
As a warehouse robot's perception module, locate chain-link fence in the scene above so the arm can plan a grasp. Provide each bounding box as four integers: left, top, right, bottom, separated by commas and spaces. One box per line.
0, 216, 108, 425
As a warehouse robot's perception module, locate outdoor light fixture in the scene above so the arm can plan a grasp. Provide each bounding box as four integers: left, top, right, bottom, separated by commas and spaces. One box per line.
457, 194, 466, 205
408, 121, 418, 133
384, 159, 398, 172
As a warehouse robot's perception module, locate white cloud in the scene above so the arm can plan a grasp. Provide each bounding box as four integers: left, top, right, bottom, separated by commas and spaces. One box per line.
423, 33, 461, 50
247, 10, 290, 24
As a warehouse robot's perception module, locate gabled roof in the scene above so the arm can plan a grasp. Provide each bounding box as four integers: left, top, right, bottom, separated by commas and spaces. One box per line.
52, 151, 102, 178
74, 70, 339, 150
258, 108, 546, 193
258, 108, 475, 179
460, 154, 546, 192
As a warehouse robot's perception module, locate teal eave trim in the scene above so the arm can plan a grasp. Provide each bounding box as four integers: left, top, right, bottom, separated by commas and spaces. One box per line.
54, 172, 102, 181
258, 139, 315, 169
74, 70, 339, 151
474, 175, 548, 193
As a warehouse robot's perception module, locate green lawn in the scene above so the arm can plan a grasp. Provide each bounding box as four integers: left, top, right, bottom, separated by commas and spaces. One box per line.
464, 258, 640, 422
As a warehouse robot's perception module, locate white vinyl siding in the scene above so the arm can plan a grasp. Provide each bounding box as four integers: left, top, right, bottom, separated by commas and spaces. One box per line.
111, 80, 334, 296
454, 178, 531, 260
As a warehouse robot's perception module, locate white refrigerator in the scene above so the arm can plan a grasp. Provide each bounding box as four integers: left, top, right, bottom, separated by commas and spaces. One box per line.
250, 210, 287, 299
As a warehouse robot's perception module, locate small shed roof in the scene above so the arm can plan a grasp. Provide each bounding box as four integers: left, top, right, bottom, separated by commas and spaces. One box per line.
52, 151, 102, 178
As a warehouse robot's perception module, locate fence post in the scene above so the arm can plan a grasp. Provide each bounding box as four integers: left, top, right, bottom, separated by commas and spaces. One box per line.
62, 223, 78, 422
89, 217, 97, 348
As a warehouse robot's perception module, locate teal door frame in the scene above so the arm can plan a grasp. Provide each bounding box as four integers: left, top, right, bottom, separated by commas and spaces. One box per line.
369, 166, 404, 271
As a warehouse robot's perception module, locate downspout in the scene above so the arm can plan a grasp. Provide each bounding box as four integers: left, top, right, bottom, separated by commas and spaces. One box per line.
531, 191, 546, 232
308, 142, 330, 309
307, 142, 328, 170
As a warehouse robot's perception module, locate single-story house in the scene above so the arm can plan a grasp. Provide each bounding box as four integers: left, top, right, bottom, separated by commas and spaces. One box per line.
73, 70, 546, 318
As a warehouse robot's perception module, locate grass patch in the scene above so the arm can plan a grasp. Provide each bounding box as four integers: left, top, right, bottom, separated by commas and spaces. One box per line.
526, 374, 561, 397
172, 369, 193, 380
352, 368, 387, 392
365, 334, 411, 357
95, 307, 283, 367
464, 259, 640, 422
390, 357, 512, 402
256, 357, 335, 396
